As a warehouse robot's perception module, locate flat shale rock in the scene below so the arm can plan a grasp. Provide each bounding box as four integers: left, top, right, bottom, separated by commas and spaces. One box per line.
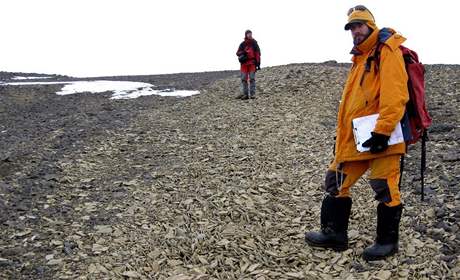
0, 64, 459, 279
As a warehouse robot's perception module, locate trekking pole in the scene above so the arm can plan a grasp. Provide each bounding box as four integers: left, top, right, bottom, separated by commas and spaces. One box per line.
398, 155, 405, 190
421, 165, 425, 201
420, 131, 427, 201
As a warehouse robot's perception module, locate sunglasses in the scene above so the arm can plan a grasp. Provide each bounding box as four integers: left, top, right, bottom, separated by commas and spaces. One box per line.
347, 5, 375, 19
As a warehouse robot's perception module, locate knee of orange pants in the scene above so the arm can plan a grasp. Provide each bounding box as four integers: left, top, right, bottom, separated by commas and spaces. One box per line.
324, 160, 368, 197
323, 156, 402, 207
369, 155, 402, 207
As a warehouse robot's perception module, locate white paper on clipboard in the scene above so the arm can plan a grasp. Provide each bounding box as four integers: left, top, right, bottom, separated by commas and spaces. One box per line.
352, 114, 404, 152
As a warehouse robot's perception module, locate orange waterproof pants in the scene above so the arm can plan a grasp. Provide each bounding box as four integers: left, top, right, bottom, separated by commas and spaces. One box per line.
324, 155, 402, 207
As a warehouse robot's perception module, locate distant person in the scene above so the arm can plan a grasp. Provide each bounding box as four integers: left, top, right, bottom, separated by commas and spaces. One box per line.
236, 30, 261, 99
305, 5, 410, 261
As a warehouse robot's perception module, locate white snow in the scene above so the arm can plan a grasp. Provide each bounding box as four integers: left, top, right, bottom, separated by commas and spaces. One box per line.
156, 90, 200, 97
110, 87, 200, 99
12, 76, 53, 80
56, 81, 152, 96
3, 80, 200, 99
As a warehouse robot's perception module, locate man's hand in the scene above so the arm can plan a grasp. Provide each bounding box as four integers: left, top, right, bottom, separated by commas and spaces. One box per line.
256, 63, 261, 71
362, 132, 390, 153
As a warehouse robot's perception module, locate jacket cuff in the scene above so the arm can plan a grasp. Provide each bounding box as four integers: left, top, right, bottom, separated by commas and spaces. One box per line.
373, 126, 392, 137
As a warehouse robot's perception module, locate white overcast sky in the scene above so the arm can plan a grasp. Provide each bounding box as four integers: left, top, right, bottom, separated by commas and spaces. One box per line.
1, 0, 459, 77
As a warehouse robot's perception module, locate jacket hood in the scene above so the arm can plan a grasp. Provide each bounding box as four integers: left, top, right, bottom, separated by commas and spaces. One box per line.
379, 27, 406, 51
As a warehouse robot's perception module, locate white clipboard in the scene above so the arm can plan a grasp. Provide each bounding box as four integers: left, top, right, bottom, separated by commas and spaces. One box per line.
352, 114, 404, 152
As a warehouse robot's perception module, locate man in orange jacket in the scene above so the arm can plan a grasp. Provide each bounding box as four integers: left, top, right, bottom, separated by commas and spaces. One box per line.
236, 30, 261, 99
305, 5, 409, 261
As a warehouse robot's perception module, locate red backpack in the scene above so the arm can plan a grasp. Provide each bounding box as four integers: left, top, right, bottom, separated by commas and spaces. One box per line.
368, 43, 432, 200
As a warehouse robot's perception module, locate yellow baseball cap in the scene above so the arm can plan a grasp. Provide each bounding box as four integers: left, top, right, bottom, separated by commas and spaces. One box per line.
345, 5, 376, 30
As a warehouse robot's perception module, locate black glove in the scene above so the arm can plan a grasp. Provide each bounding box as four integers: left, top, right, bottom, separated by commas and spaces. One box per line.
256, 61, 261, 70
362, 132, 390, 154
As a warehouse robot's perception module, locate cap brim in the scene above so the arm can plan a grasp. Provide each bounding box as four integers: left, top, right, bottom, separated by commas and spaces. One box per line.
344, 19, 366, 30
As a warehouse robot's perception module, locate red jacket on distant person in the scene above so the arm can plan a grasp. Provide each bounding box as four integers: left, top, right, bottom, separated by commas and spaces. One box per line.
236, 38, 261, 72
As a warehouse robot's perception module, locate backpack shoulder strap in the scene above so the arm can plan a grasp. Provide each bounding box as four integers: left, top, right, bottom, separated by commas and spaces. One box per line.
360, 42, 384, 86
367, 42, 384, 72
252, 40, 260, 53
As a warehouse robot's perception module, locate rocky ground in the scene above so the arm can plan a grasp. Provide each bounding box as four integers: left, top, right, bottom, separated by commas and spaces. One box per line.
0, 70, 238, 90
0, 63, 459, 279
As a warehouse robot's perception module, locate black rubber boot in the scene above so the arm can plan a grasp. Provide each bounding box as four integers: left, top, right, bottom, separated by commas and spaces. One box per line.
363, 203, 403, 261
305, 195, 352, 251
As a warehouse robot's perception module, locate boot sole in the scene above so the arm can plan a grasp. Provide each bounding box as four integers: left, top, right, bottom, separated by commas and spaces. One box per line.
362, 248, 398, 261
305, 238, 348, 252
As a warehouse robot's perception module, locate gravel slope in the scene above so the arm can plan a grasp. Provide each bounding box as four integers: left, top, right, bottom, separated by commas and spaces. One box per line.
0, 64, 459, 279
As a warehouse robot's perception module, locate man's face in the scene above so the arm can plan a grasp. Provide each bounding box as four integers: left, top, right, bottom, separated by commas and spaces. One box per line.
246, 32, 253, 40
350, 23, 371, 45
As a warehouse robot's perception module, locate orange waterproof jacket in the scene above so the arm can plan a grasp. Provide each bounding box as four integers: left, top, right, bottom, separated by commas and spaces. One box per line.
334, 28, 409, 164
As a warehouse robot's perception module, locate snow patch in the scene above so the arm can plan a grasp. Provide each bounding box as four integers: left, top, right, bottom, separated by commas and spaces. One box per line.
12, 76, 53, 80
56, 81, 153, 96
156, 89, 201, 98
3, 80, 200, 99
